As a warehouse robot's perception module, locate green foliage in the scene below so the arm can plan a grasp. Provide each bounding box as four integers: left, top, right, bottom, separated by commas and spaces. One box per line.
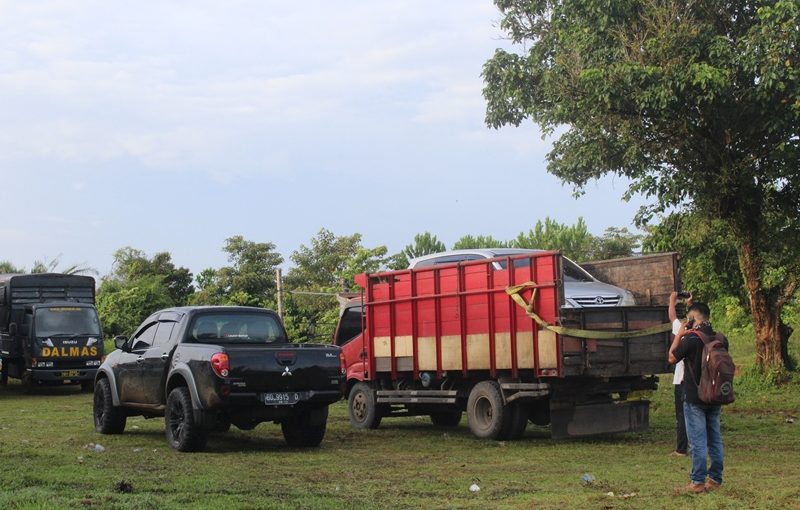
484, 0, 800, 371
191, 236, 282, 307
512, 217, 595, 261
593, 227, 641, 260
97, 248, 194, 338
643, 212, 745, 306
285, 229, 387, 342
30, 255, 96, 276
0, 260, 23, 273
96, 275, 175, 337
451, 234, 510, 250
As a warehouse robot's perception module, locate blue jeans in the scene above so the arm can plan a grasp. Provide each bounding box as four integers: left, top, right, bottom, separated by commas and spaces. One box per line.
683, 401, 724, 485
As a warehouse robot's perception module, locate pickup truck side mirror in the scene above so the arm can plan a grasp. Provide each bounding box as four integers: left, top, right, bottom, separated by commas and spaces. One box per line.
8, 323, 17, 337
114, 335, 129, 351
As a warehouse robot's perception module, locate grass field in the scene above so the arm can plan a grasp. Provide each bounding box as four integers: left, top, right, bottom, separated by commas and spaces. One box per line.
1, 332, 798, 510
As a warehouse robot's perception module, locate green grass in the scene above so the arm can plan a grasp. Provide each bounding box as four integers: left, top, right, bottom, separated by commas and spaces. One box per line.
1, 331, 798, 509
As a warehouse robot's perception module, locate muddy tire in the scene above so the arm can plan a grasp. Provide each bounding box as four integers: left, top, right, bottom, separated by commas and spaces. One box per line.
93, 378, 127, 434
499, 400, 528, 440
165, 386, 207, 452
282, 406, 329, 447
430, 410, 462, 427
348, 382, 382, 429
467, 381, 508, 439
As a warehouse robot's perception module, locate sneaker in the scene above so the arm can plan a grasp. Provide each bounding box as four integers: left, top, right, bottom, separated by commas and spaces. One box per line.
704, 479, 721, 492
670, 451, 687, 457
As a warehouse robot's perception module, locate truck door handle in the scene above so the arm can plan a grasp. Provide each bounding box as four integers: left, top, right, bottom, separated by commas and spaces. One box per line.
359, 350, 367, 360
136, 356, 144, 363
160, 353, 169, 360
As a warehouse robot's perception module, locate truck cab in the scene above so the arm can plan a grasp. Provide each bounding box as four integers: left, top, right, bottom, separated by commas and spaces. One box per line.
0, 273, 103, 390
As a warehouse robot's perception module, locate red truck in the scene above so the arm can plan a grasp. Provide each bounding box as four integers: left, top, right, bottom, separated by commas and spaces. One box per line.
333, 251, 673, 440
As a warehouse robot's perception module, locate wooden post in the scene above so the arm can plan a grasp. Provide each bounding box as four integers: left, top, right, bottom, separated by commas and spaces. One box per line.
276, 268, 284, 322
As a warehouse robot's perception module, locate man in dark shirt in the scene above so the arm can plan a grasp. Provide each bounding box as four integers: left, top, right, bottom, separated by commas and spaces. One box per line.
668, 302, 728, 494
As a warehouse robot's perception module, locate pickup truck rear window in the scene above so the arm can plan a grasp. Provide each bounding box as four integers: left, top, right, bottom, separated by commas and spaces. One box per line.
189, 313, 286, 344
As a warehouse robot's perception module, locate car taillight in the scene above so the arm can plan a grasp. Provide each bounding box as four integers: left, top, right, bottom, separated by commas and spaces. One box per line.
211, 352, 229, 378
339, 351, 346, 375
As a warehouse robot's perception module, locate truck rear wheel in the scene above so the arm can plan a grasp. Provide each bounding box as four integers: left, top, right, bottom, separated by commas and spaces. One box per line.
282, 406, 329, 447
499, 400, 528, 440
165, 386, 207, 452
467, 381, 508, 439
348, 382, 382, 429
93, 378, 127, 434
430, 410, 462, 427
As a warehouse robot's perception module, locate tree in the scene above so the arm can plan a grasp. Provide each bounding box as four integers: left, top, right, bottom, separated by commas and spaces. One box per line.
191, 236, 283, 307
593, 227, 642, 261
451, 235, 510, 250
285, 229, 387, 342
98, 248, 194, 337
0, 261, 23, 273
484, 0, 800, 373
511, 217, 596, 261
388, 232, 446, 269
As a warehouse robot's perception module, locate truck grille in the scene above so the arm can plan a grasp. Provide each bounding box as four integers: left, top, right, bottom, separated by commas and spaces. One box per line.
572, 295, 620, 307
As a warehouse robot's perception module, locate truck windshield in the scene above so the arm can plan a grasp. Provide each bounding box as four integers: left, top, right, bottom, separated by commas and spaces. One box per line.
190, 313, 286, 344
34, 307, 101, 337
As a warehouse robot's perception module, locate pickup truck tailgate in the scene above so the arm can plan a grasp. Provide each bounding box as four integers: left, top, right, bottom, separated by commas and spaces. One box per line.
225, 343, 342, 393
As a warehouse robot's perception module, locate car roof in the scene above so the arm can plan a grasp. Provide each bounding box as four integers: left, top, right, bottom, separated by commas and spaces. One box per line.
408, 249, 541, 268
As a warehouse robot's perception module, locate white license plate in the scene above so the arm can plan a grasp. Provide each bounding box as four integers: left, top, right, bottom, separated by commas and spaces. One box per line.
262, 392, 300, 405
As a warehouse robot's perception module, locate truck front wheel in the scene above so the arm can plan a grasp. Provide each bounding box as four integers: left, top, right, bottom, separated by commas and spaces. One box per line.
93, 378, 127, 434
282, 406, 329, 447
467, 381, 508, 439
165, 386, 207, 452
348, 382, 382, 429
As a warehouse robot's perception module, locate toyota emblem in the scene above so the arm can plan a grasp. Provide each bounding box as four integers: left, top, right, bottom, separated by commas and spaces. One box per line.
594, 296, 605, 305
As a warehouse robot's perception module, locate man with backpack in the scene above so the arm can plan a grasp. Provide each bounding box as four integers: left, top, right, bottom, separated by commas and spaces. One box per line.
668, 302, 734, 494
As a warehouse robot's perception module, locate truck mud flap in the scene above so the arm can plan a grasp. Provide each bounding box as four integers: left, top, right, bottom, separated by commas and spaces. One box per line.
550, 400, 649, 439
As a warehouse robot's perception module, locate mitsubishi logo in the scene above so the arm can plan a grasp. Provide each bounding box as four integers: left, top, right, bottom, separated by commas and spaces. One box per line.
282, 366, 293, 377
594, 296, 605, 305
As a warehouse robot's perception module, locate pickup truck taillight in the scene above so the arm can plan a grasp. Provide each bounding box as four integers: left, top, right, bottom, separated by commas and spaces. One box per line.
211, 352, 230, 378
340, 351, 346, 375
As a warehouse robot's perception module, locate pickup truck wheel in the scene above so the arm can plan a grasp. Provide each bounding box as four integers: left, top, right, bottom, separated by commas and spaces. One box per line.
165, 386, 207, 452
430, 410, 462, 427
348, 382, 381, 429
467, 381, 507, 439
282, 406, 329, 448
93, 378, 127, 434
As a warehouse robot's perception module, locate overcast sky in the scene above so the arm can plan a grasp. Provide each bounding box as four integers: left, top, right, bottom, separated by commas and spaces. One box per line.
0, 1, 643, 277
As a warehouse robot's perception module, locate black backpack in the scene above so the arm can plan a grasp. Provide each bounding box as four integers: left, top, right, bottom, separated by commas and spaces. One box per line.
688, 330, 735, 405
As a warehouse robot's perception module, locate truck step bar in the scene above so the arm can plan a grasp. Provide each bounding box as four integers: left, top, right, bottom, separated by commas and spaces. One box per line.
376, 389, 458, 405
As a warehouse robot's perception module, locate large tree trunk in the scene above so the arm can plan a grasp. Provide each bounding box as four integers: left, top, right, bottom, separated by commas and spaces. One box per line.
738, 239, 790, 372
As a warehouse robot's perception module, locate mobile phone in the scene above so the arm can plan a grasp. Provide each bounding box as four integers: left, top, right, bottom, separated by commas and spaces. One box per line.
677, 291, 691, 299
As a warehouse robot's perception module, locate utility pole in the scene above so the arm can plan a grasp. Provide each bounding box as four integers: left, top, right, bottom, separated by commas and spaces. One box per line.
276, 268, 284, 322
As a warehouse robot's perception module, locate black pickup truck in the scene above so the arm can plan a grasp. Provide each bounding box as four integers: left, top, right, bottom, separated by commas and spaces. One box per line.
93, 306, 344, 452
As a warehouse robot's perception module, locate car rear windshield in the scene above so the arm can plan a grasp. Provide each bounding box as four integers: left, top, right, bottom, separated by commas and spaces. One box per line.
189, 313, 286, 344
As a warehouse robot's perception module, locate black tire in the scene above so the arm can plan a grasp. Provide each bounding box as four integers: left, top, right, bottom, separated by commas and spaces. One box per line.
499, 400, 528, 440
430, 410, 462, 427
212, 415, 231, 433
348, 382, 382, 429
281, 406, 329, 448
467, 381, 508, 439
528, 399, 551, 426
80, 380, 94, 393
93, 378, 127, 434
165, 386, 207, 452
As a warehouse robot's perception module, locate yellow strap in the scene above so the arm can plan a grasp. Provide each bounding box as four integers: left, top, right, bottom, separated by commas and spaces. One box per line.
505, 282, 673, 339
